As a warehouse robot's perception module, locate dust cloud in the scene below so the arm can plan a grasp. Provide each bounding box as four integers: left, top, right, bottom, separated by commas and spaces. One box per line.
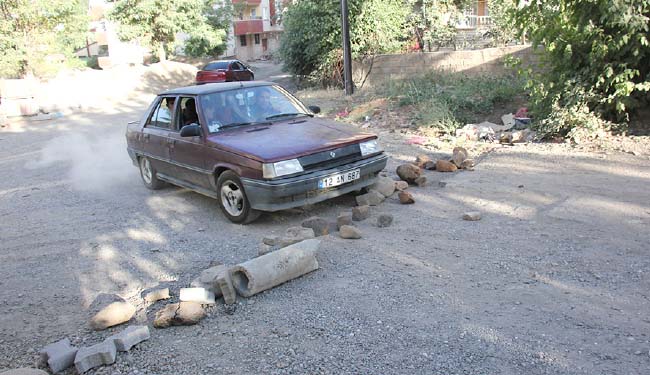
29, 132, 137, 192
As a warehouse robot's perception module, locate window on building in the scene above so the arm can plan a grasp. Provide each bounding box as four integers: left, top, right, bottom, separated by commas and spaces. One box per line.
254, 34, 260, 45
240, 35, 247, 47
250, 8, 257, 18
263, 7, 268, 20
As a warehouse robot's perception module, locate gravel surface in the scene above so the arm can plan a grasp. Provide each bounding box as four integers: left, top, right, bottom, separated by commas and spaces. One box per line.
1, 69, 650, 374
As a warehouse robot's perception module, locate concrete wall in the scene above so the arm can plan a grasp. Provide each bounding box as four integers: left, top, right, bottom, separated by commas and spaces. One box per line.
353, 45, 535, 87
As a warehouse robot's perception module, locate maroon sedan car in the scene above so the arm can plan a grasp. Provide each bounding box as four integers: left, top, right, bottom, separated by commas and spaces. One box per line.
195, 60, 254, 84
126, 82, 387, 223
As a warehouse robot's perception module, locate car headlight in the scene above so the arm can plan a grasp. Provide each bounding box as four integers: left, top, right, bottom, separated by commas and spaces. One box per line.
262, 159, 304, 178
359, 139, 381, 156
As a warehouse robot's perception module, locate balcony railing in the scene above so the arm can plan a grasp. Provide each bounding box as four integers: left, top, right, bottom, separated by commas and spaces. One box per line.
234, 19, 263, 35
457, 15, 492, 29
232, 0, 261, 5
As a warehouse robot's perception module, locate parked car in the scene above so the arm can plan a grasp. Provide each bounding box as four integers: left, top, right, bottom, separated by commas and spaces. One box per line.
195, 60, 254, 84
126, 82, 387, 223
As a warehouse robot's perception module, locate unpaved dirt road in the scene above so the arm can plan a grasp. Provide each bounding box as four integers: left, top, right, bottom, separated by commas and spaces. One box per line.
1, 67, 650, 374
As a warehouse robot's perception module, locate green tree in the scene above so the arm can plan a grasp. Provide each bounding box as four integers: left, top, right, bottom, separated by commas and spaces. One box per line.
408, 0, 470, 52
108, 0, 228, 61
0, 0, 88, 78
511, 0, 650, 134
279, 0, 411, 86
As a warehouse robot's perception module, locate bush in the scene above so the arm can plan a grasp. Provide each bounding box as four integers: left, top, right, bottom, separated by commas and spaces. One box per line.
380, 70, 524, 133
511, 0, 650, 135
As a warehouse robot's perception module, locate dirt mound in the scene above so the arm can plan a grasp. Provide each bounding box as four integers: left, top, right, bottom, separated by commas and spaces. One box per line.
139, 61, 197, 94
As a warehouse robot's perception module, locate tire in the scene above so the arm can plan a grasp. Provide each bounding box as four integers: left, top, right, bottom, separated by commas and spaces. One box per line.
216, 170, 261, 224
138, 156, 165, 190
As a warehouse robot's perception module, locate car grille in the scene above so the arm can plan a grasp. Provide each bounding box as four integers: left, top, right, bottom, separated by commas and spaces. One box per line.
298, 144, 363, 172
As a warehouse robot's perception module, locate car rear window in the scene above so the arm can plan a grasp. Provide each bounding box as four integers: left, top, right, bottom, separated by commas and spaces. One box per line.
203, 61, 229, 70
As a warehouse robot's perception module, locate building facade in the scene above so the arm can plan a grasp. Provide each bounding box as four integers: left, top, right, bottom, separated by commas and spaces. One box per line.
227, 0, 286, 61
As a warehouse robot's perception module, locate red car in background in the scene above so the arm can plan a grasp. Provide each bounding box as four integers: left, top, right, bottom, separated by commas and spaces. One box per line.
195, 60, 254, 84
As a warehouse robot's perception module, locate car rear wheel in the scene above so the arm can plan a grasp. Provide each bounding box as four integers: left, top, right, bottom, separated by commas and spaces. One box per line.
217, 171, 260, 224
139, 156, 165, 190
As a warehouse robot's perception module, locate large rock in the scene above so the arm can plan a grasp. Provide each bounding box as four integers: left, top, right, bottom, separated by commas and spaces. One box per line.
396, 164, 422, 183
370, 176, 396, 198
415, 154, 432, 168
339, 225, 362, 239
356, 189, 385, 206
452, 147, 469, 167
394, 181, 409, 191
301, 217, 330, 236
337, 213, 353, 230
153, 302, 206, 328
435, 160, 458, 172
90, 302, 136, 331
352, 205, 370, 221
143, 288, 170, 303
398, 191, 415, 204
414, 176, 427, 187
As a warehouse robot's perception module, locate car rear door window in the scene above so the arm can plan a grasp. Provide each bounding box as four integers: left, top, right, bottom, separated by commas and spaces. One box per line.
177, 97, 199, 130
148, 97, 176, 129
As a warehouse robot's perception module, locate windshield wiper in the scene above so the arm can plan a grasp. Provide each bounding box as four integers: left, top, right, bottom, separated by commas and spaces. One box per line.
265, 113, 312, 121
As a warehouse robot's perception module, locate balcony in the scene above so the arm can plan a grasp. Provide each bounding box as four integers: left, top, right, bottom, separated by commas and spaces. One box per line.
234, 19, 263, 35
232, 0, 261, 5
456, 15, 492, 29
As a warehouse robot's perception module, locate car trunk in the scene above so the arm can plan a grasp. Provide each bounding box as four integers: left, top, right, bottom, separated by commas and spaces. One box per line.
206, 118, 376, 164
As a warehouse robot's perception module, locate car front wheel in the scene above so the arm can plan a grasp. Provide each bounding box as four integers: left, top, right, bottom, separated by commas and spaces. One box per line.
139, 156, 165, 190
216, 171, 260, 224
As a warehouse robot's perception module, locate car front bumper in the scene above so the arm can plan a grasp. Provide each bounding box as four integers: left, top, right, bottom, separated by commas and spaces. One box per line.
241, 153, 388, 212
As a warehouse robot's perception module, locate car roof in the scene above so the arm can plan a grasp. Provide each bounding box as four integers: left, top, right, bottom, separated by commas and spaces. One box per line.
159, 81, 274, 96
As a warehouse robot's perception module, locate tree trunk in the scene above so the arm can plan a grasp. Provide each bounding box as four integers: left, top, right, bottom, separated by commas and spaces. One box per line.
157, 44, 167, 61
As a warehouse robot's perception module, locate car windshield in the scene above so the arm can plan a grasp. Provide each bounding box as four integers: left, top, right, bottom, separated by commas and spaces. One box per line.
203, 61, 229, 70
199, 85, 310, 133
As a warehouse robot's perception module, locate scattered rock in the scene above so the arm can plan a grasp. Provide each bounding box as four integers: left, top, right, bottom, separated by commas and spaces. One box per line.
423, 160, 437, 170
414, 176, 427, 187
190, 264, 227, 296
216, 268, 236, 305
90, 302, 136, 331
355, 189, 385, 206
153, 302, 206, 328
301, 216, 330, 236
438, 181, 447, 188
263, 227, 316, 249
39, 338, 77, 373
460, 159, 475, 170
398, 191, 415, 204
395, 181, 409, 191
143, 288, 170, 303
377, 214, 393, 228
339, 225, 362, 239
352, 205, 370, 221
396, 164, 422, 183
74, 340, 117, 374
107, 325, 150, 352
462, 211, 482, 221
452, 147, 469, 167
370, 176, 396, 197
179, 288, 216, 305
415, 154, 432, 168
337, 213, 353, 230
435, 160, 458, 172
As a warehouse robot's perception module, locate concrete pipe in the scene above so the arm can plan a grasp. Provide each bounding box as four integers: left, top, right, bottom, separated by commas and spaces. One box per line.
231, 239, 320, 297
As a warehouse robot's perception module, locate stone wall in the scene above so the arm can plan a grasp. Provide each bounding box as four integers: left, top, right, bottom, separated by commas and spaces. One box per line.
354, 45, 535, 87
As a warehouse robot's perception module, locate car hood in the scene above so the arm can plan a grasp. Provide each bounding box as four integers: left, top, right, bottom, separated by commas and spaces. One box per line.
206, 117, 376, 163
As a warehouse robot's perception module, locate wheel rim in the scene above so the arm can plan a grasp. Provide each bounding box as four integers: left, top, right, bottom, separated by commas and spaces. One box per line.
221, 180, 245, 217
140, 158, 153, 184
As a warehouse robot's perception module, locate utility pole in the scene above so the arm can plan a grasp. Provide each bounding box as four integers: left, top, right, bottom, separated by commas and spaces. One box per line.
340, 0, 353, 95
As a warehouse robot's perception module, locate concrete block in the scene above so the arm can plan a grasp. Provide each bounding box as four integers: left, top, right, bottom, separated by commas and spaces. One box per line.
39, 338, 77, 373
74, 340, 117, 373
231, 239, 320, 297
179, 288, 215, 305
190, 264, 227, 297
0, 369, 48, 375
107, 325, 150, 352
216, 269, 236, 305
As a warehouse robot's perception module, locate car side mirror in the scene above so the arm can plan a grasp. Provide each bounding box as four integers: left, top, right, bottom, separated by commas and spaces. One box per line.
180, 124, 201, 137
308, 105, 321, 114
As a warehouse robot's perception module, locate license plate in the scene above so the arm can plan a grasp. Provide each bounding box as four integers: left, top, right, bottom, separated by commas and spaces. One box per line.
318, 169, 361, 189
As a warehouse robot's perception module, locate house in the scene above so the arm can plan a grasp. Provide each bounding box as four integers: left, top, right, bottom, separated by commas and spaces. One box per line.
457, 0, 492, 30
226, 0, 287, 61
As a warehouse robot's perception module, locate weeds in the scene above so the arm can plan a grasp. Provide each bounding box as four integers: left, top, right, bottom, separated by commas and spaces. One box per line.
378, 70, 525, 133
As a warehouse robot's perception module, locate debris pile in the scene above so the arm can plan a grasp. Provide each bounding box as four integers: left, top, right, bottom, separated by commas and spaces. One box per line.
455, 109, 536, 144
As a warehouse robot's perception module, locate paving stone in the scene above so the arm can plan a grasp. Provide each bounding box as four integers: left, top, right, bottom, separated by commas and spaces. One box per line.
179, 288, 216, 305
74, 340, 117, 374
107, 325, 150, 352
143, 288, 170, 303
39, 338, 77, 373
